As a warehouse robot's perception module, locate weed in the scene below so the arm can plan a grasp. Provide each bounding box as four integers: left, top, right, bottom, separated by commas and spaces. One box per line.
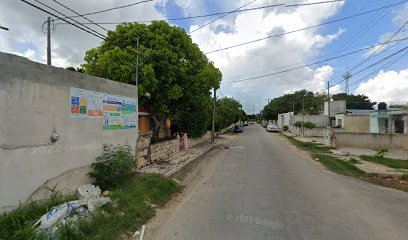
375, 148, 389, 158
285, 136, 332, 153
348, 159, 360, 164
89, 144, 135, 190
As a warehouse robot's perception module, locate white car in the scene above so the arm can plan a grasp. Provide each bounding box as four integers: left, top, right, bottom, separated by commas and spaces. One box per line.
266, 123, 278, 132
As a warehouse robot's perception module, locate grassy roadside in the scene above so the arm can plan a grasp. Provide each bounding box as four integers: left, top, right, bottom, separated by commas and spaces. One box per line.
360, 155, 408, 169
0, 174, 181, 240
283, 134, 408, 192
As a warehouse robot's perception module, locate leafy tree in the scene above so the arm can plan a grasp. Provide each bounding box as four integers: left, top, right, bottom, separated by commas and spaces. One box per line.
66, 66, 85, 73
262, 90, 326, 120
82, 21, 221, 137
332, 93, 376, 109
215, 97, 242, 130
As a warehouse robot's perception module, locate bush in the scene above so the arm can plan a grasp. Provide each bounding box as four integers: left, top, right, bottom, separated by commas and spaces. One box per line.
89, 144, 135, 190
283, 125, 288, 131
293, 121, 316, 129
174, 110, 210, 138
375, 148, 388, 158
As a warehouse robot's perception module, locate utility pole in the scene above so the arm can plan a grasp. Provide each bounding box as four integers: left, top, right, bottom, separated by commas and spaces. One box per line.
327, 81, 331, 127
292, 101, 295, 114
302, 95, 305, 137
265, 98, 271, 105
211, 88, 217, 144
46, 17, 51, 65
136, 37, 139, 86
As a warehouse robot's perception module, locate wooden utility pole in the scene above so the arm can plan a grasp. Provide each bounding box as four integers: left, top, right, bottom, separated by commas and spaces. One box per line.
211, 88, 217, 144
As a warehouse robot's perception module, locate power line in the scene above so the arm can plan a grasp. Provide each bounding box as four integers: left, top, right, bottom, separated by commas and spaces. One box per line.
31, 0, 106, 39
52, 0, 108, 32
221, 37, 408, 84
55, 0, 344, 26
189, 0, 259, 34
204, 0, 408, 54
54, 0, 154, 22
20, 0, 106, 40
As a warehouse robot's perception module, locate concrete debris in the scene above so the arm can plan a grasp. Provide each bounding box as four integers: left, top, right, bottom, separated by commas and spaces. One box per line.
77, 184, 101, 199
34, 184, 111, 238
87, 197, 112, 213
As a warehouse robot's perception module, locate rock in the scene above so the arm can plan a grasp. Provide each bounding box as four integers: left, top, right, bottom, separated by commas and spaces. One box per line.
78, 184, 101, 199
87, 197, 112, 213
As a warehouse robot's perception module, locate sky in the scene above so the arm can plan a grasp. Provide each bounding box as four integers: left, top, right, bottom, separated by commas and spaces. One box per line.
1, 0, 408, 113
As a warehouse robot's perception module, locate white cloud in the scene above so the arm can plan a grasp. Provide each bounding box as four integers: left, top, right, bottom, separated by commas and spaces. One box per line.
0, 0, 165, 68
189, 0, 345, 113
355, 68, 408, 103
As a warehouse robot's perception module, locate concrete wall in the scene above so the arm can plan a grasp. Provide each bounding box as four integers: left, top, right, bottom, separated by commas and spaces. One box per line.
278, 112, 293, 128
344, 115, 370, 133
324, 100, 346, 116
0, 53, 138, 211
289, 127, 326, 137
335, 132, 408, 150
290, 115, 328, 128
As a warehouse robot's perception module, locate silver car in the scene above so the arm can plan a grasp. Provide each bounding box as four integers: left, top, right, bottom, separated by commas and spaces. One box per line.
266, 123, 278, 132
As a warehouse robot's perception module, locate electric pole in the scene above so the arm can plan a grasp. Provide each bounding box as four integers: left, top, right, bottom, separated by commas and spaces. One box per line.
211, 88, 217, 144
46, 17, 51, 65
327, 81, 331, 127
302, 95, 305, 137
136, 37, 139, 86
265, 99, 271, 105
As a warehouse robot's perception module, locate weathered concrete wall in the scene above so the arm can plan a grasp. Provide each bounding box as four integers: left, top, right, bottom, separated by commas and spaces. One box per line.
289, 127, 326, 137
344, 115, 370, 133
335, 132, 408, 150
278, 112, 293, 128
151, 139, 178, 162
290, 115, 328, 128
324, 100, 346, 116
0, 53, 138, 211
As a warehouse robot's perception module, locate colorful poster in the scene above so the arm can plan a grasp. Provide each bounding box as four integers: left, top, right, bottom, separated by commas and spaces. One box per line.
70, 87, 137, 130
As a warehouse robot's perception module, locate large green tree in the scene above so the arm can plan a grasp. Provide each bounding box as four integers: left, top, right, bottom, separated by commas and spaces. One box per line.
262, 90, 326, 120
332, 93, 376, 109
215, 97, 242, 130
82, 21, 221, 137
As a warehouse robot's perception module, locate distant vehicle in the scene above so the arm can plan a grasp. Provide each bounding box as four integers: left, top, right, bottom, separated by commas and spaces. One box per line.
243, 121, 249, 126
234, 125, 244, 133
266, 123, 279, 132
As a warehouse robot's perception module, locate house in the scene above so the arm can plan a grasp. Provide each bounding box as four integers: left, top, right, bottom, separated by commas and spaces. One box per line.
335, 109, 371, 133
138, 108, 171, 139
370, 110, 408, 134
277, 112, 293, 128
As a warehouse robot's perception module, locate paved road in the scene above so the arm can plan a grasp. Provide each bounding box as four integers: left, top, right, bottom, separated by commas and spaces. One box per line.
147, 125, 408, 240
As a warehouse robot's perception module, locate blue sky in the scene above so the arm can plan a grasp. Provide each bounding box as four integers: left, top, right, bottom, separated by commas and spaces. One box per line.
1, 0, 408, 112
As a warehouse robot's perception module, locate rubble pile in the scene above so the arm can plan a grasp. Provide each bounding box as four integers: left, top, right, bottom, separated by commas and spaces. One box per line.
33, 184, 111, 237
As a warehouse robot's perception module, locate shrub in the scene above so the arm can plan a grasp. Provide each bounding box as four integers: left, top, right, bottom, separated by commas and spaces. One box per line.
375, 148, 388, 158
293, 121, 316, 129
89, 144, 135, 190
283, 125, 288, 131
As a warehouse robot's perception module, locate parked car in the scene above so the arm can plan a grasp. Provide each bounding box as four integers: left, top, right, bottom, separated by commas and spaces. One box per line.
266, 123, 279, 132
234, 125, 244, 133
243, 121, 249, 126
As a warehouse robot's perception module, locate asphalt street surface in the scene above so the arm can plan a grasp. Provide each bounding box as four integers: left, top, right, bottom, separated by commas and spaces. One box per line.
146, 124, 408, 240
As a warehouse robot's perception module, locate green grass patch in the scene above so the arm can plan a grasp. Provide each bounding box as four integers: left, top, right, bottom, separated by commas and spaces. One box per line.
360, 155, 408, 169
0, 174, 180, 240
348, 159, 361, 164
314, 154, 365, 176
285, 135, 332, 153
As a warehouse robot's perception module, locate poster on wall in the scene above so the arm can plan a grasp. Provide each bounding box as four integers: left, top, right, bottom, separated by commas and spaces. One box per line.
70, 87, 137, 130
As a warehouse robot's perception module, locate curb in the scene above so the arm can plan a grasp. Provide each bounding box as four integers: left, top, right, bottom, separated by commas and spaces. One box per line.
164, 144, 215, 177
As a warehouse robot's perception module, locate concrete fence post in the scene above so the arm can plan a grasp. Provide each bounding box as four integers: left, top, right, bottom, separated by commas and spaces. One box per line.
176, 134, 180, 152
183, 133, 189, 150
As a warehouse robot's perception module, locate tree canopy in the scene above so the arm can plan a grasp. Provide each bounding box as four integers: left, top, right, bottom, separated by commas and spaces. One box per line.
332, 93, 376, 110
215, 97, 242, 130
262, 90, 326, 120
82, 21, 222, 136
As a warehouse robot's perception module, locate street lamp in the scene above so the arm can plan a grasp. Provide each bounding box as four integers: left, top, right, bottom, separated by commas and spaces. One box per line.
0, 26, 9, 31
